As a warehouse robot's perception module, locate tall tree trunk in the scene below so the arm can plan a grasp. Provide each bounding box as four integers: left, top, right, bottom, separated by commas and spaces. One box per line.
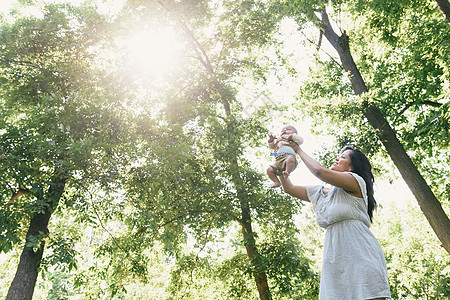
316, 9, 450, 254
436, 0, 450, 23
6, 173, 67, 300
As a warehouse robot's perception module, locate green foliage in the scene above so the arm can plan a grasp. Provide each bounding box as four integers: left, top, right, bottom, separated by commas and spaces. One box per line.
280, 0, 327, 26
0, 3, 110, 102
375, 199, 450, 300
284, 0, 450, 203
295, 60, 384, 168
0, 2, 131, 252
168, 253, 225, 299
25, 231, 47, 252
220, 0, 284, 49
388, 241, 450, 299
217, 253, 257, 299
260, 239, 319, 298
343, 0, 450, 173
40, 233, 77, 273
39, 270, 74, 300
0, 2, 140, 299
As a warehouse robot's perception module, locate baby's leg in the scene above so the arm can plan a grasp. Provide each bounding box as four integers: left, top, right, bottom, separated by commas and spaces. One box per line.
282, 156, 296, 178
266, 166, 281, 188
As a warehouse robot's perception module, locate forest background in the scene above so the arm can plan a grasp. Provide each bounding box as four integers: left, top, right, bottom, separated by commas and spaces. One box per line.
0, 0, 449, 299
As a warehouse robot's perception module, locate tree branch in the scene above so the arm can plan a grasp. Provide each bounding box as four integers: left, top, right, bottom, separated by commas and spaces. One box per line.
78, 183, 127, 253
316, 29, 323, 56
422, 100, 443, 107
233, 215, 245, 227
397, 100, 443, 117
4, 189, 30, 207
0, 58, 36, 67
155, 0, 215, 75
196, 222, 212, 259
301, 31, 343, 69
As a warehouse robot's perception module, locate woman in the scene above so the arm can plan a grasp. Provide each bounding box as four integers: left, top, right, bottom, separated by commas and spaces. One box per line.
278, 140, 391, 300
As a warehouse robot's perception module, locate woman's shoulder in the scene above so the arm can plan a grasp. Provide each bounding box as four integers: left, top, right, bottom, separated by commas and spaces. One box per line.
346, 172, 366, 188
344, 171, 368, 201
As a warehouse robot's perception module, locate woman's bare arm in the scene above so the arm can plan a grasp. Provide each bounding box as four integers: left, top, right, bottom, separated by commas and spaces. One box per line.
287, 141, 361, 197
278, 174, 309, 201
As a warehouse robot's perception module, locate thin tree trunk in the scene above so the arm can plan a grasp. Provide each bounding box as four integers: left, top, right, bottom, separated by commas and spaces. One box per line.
436, 0, 450, 23
317, 9, 450, 254
6, 173, 67, 300
239, 202, 271, 300
231, 157, 272, 300
154, 1, 273, 296
226, 111, 271, 299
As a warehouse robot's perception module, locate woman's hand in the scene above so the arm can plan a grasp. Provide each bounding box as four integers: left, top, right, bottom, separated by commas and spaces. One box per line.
281, 134, 300, 152
288, 140, 300, 152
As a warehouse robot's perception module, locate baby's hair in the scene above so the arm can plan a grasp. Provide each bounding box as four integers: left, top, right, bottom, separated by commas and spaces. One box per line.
283, 125, 298, 134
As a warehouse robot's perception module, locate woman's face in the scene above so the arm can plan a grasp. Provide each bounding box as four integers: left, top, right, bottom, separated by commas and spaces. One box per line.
331, 149, 353, 172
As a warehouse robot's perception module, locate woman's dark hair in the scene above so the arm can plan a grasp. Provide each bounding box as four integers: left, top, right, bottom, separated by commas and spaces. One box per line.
342, 145, 377, 222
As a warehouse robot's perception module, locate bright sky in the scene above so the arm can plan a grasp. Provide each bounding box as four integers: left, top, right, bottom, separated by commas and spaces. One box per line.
0, 0, 126, 16
0, 0, 15, 13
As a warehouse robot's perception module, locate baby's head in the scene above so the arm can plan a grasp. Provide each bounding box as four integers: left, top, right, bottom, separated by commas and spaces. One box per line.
281, 125, 297, 135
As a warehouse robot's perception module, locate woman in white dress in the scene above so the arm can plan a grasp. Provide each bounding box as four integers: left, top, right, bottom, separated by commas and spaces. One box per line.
278, 141, 391, 300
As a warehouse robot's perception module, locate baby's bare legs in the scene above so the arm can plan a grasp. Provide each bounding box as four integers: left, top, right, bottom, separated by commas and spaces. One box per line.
266, 166, 281, 188
282, 155, 296, 178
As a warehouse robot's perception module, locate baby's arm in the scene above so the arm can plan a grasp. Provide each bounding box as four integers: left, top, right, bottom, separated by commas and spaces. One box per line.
268, 134, 277, 149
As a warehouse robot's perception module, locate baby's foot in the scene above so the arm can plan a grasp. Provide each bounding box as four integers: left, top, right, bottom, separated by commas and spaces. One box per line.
270, 182, 281, 188
282, 171, 290, 179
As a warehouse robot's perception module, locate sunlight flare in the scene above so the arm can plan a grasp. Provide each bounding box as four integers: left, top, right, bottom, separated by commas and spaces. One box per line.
125, 27, 182, 77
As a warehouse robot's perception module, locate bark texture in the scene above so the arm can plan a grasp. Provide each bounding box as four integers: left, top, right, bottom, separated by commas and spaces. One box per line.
6, 174, 67, 300
436, 0, 450, 23
318, 9, 450, 254
239, 194, 272, 300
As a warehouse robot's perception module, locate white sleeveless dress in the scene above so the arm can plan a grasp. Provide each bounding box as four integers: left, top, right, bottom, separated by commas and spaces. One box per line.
306, 172, 391, 300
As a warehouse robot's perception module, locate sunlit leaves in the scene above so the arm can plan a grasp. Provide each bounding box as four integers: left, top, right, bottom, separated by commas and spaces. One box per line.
0, 5, 139, 299
376, 202, 450, 299
260, 240, 319, 298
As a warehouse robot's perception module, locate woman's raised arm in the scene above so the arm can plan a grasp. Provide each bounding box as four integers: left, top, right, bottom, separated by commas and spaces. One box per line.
278, 174, 309, 201
286, 141, 361, 197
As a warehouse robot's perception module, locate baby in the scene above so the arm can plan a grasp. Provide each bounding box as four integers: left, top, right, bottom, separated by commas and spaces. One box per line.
266, 125, 303, 188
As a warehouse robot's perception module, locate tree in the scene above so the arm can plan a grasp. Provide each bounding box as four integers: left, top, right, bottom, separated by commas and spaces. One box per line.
282, 0, 450, 254
111, 0, 318, 298
0, 3, 136, 299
